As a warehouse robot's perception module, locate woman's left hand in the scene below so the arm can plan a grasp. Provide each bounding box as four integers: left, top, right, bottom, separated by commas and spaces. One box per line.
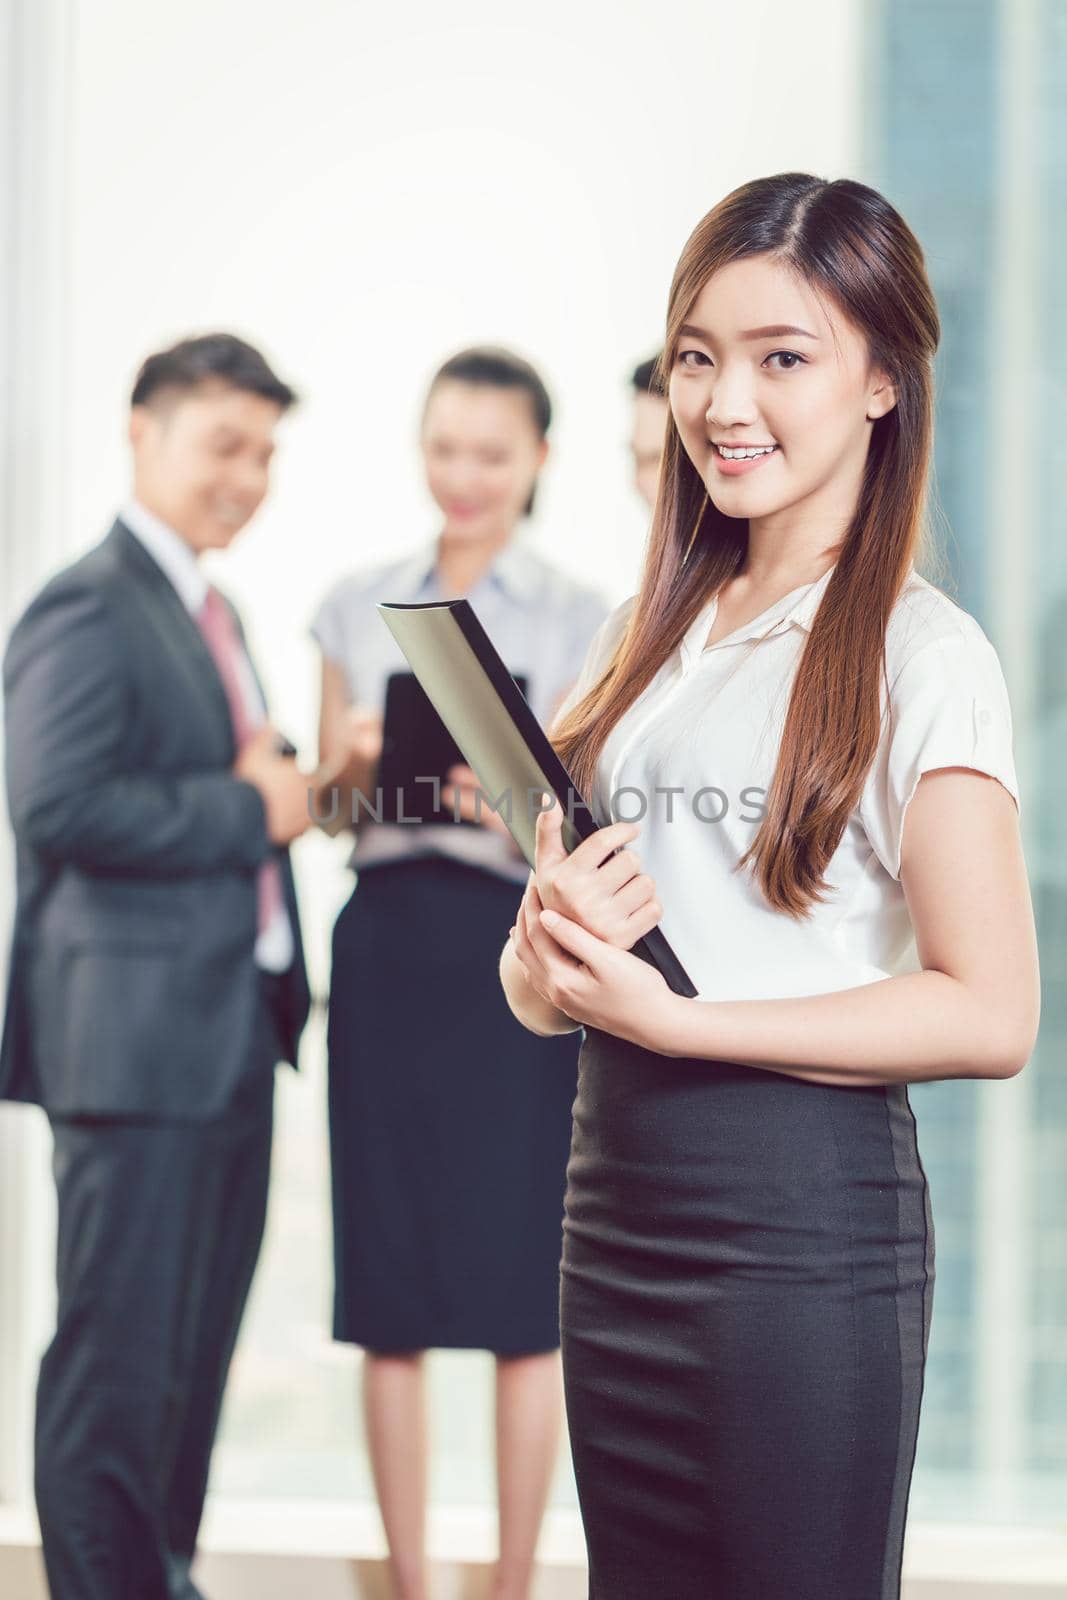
441, 763, 519, 844
509, 878, 678, 1049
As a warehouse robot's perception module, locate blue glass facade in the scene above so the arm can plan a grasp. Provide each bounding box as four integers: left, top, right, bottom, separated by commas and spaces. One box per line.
868, 0, 1066, 1511
1029, 0, 1067, 1483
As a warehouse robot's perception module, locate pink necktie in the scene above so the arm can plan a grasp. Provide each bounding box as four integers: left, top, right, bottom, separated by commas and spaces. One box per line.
195, 585, 285, 938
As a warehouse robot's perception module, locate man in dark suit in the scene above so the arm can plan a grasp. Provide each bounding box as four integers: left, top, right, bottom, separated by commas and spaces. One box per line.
1, 333, 312, 1598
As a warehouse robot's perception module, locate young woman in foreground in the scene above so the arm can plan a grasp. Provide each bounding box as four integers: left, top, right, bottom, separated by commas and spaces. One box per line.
500, 173, 1041, 1599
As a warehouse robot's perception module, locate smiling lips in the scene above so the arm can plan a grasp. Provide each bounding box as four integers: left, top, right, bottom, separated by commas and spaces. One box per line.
712, 442, 780, 477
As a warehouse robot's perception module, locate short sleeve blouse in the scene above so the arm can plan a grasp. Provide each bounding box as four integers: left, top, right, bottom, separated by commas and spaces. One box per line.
557, 567, 1020, 1001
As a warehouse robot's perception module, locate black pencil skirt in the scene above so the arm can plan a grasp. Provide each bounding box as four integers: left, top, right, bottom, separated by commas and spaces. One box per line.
327, 854, 582, 1355
560, 1025, 935, 1600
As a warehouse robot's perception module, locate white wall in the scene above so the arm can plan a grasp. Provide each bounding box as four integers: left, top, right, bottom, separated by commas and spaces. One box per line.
2, 0, 867, 1521
0, 0, 72, 1506
63, 0, 864, 759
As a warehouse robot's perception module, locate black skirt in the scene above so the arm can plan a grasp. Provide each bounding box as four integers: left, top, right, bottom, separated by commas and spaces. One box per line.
327, 855, 581, 1355
560, 1025, 935, 1600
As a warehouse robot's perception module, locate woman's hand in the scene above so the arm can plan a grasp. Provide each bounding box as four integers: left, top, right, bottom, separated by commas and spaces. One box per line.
441, 763, 518, 844
508, 878, 678, 1049
343, 707, 385, 768
533, 798, 663, 948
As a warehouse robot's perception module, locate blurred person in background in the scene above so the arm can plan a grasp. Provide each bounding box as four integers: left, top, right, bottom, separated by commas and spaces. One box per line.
311, 346, 608, 1600
1, 333, 311, 1600
628, 351, 669, 509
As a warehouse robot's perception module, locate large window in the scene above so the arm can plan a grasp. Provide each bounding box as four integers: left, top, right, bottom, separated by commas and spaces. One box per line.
1028, 0, 1067, 1498
866, 0, 1066, 1522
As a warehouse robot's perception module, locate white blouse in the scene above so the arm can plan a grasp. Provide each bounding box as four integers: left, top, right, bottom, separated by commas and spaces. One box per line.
552, 563, 1020, 1003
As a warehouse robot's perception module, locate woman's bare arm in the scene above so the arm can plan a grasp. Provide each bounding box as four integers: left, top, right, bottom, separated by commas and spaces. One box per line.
318, 656, 351, 765
317, 655, 383, 795
516, 769, 1041, 1087
646, 767, 1041, 1084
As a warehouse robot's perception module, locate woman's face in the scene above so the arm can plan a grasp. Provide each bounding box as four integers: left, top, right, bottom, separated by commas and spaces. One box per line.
421, 379, 548, 542
668, 253, 896, 535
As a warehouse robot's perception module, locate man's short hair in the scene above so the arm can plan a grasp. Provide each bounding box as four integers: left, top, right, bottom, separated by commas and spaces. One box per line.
631, 353, 666, 397
131, 333, 297, 410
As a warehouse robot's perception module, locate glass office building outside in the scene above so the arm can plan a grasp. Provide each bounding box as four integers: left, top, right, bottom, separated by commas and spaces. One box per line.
867, 0, 1066, 1518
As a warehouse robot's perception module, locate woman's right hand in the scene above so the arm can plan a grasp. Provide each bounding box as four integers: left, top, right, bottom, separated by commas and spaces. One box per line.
343, 707, 384, 768
531, 797, 663, 950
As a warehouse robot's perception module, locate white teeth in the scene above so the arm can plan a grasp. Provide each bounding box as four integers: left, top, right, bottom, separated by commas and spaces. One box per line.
719, 445, 776, 460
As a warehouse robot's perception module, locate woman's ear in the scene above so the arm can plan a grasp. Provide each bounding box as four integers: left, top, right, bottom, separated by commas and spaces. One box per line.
866, 371, 897, 421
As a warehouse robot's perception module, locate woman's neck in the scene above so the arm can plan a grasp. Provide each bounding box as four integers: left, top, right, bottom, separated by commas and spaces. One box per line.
739, 517, 845, 593
435, 527, 515, 598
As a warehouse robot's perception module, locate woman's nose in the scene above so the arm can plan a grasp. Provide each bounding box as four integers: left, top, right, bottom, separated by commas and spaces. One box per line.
704, 370, 759, 428
444, 471, 482, 500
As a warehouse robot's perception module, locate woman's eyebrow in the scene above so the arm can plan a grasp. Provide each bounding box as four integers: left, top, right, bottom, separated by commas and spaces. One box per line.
678, 322, 820, 342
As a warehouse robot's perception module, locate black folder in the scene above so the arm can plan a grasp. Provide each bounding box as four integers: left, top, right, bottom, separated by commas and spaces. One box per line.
377, 597, 697, 999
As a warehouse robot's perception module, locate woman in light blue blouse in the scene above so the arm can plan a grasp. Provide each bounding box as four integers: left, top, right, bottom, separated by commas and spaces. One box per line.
312, 347, 608, 1600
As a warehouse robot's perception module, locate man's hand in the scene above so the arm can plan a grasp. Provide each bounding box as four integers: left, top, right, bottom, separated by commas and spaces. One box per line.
533, 797, 662, 949
235, 726, 311, 845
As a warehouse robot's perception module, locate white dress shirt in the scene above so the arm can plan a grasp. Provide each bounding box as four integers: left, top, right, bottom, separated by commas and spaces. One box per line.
122, 500, 294, 972
555, 564, 1020, 1003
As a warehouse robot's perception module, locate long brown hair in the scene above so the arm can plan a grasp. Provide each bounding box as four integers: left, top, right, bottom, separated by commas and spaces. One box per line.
552, 173, 943, 919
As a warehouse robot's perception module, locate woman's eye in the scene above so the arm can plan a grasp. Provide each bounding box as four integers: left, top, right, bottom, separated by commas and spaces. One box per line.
765, 350, 806, 371
677, 349, 710, 369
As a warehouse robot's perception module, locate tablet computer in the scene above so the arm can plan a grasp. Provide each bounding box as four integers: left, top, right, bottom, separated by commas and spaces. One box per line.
377, 669, 528, 824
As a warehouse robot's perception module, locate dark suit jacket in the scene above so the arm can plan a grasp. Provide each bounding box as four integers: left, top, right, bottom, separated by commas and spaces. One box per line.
0, 519, 311, 1119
